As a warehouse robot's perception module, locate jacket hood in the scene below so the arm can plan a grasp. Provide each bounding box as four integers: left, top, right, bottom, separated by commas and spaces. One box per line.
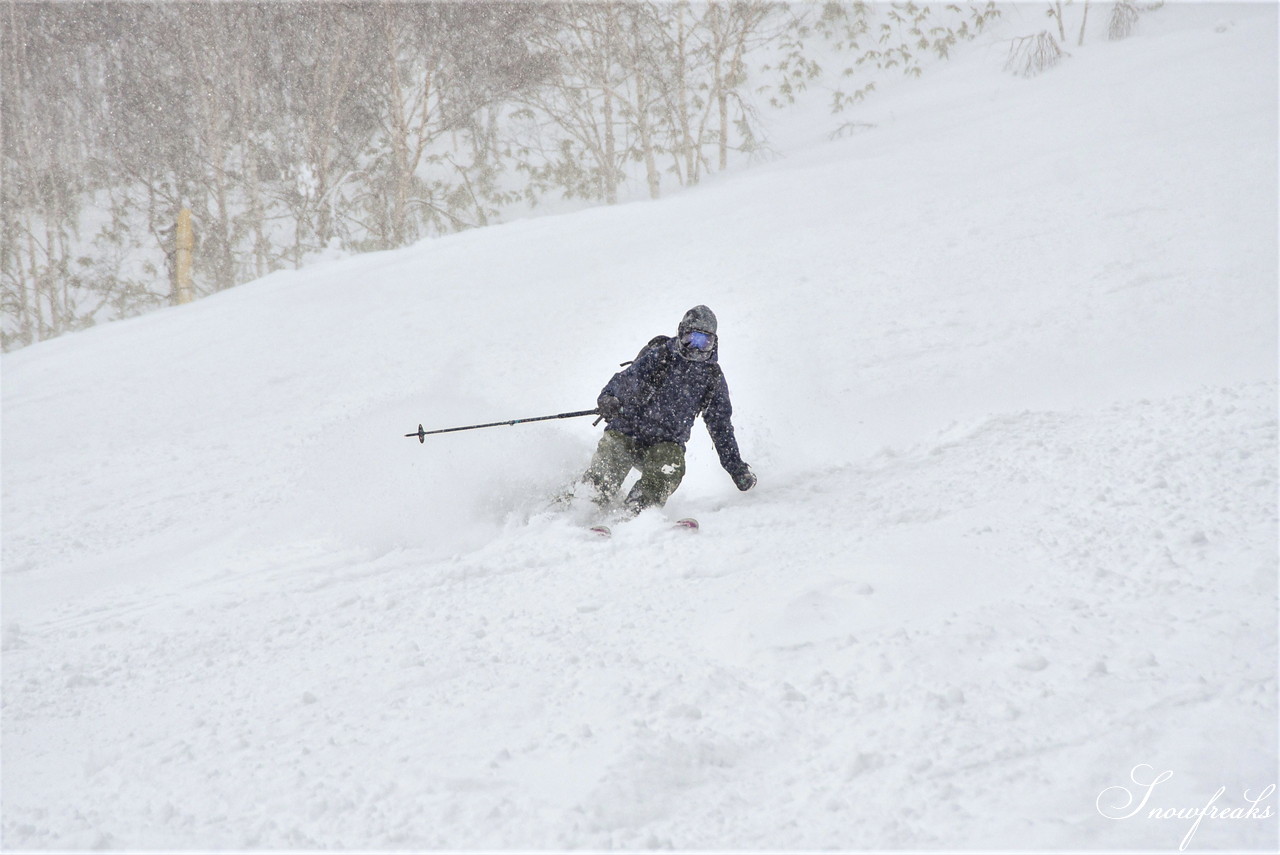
672, 304, 719, 363
678, 305, 717, 337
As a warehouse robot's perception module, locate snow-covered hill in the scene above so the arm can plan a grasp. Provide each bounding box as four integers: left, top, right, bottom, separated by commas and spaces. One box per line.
3, 5, 1277, 850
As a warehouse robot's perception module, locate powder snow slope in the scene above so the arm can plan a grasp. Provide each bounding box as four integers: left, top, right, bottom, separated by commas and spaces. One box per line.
2, 4, 1277, 851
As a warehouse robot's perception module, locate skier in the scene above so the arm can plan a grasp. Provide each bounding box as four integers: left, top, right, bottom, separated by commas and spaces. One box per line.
582, 305, 756, 515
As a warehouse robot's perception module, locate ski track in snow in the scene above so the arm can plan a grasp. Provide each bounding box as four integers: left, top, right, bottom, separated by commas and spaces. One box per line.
2, 5, 1277, 851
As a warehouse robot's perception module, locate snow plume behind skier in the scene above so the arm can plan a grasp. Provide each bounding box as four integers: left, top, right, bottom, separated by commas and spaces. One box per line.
582, 305, 756, 516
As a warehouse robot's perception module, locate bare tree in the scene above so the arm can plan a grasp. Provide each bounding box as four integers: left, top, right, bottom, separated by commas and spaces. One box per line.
367, 3, 549, 245
1, 4, 101, 344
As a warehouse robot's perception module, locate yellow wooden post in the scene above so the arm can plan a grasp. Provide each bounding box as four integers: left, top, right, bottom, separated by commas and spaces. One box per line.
175, 207, 194, 305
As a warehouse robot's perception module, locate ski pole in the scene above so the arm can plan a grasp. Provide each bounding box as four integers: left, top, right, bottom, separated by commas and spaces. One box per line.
405, 409, 601, 443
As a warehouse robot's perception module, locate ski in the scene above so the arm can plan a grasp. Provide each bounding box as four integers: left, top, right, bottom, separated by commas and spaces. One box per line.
585, 518, 696, 538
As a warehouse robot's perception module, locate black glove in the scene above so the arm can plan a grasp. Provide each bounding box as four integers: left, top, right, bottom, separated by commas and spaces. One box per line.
731, 465, 757, 491
598, 395, 623, 421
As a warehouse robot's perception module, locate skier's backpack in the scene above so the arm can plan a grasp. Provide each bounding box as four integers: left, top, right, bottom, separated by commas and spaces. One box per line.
616, 334, 675, 411
620, 334, 671, 368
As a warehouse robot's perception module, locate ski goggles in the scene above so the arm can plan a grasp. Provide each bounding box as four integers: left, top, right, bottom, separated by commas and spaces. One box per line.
681, 330, 716, 352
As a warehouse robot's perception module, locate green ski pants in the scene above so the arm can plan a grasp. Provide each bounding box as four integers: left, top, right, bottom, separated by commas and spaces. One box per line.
583, 430, 686, 512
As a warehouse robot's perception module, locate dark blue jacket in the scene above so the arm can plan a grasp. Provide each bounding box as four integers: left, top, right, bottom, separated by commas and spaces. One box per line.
598, 337, 747, 476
